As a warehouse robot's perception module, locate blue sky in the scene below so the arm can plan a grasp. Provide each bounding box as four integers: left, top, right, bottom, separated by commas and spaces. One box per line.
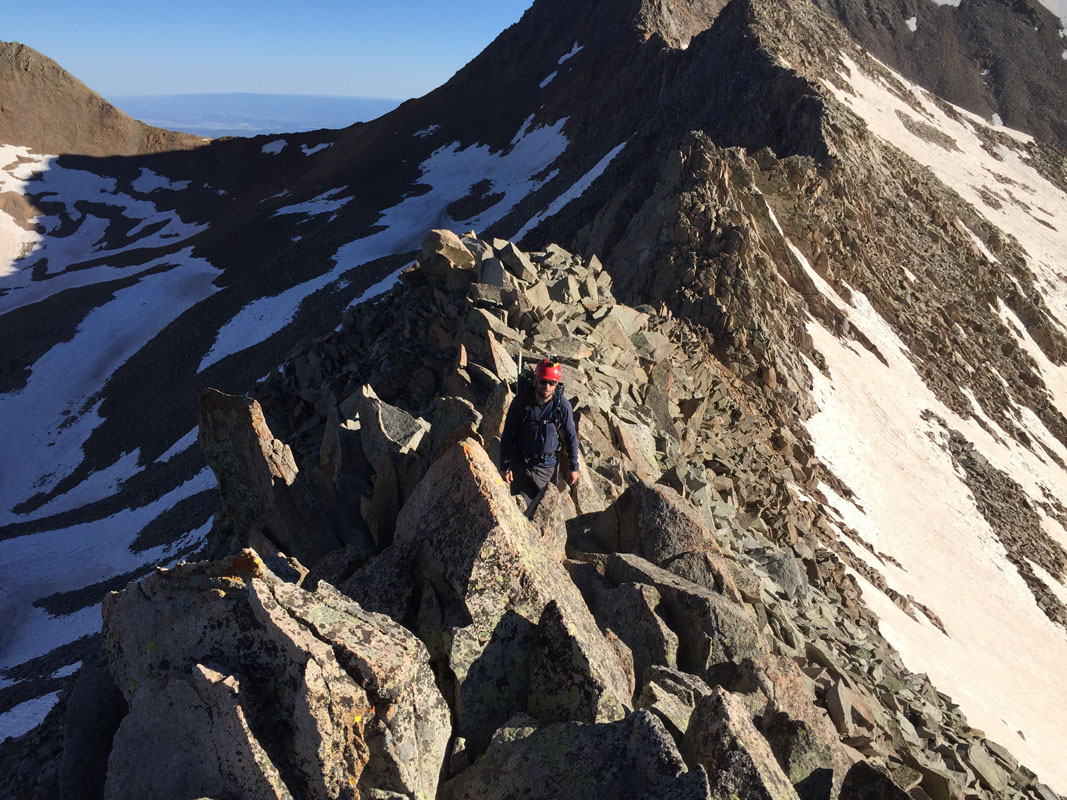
6, 0, 534, 100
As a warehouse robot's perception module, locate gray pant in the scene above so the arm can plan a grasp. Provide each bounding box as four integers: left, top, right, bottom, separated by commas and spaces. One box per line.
511, 460, 557, 514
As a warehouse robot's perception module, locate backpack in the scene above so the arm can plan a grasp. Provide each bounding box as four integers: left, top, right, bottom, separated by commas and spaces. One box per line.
513, 356, 572, 465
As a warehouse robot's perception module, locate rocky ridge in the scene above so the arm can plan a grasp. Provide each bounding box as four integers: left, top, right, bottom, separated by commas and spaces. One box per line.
5, 232, 1060, 799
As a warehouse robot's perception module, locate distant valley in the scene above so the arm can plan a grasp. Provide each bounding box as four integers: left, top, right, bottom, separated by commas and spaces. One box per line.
109, 93, 403, 137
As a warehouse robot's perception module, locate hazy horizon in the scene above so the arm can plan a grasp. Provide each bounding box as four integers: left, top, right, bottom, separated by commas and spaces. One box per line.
110, 92, 405, 137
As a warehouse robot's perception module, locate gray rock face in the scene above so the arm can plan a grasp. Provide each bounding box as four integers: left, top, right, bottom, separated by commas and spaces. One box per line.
604, 553, 765, 686
198, 388, 341, 567
440, 711, 703, 800
682, 687, 801, 800
102, 551, 450, 800
387, 439, 632, 753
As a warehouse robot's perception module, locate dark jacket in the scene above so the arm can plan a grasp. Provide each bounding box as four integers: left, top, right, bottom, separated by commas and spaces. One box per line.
500, 389, 579, 470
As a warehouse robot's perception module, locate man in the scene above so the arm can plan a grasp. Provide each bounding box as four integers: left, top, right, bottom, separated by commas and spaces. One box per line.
500, 357, 580, 510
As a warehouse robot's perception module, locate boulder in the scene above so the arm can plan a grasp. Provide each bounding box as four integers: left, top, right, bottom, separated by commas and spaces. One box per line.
838, 761, 911, 799
528, 599, 633, 723
390, 439, 632, 753
682, 687, 801, 800
497, 241, 539, 283
594, 582, 679, 690
59, 665, 127, 800
102, 551, 450, 800
603, 553, 765, 687
440, 711, 703, 800
355, 384, 429, 473
198, 388, 340, 567
421, 229, 476, 280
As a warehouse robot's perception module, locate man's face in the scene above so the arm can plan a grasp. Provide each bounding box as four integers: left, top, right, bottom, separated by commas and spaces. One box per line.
535, 375, 557, 403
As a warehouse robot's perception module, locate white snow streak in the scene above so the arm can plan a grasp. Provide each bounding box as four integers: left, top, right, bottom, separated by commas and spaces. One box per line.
514, 142, 627, 241
823, 54, 1067, 331
0, 693, 61, 743
261, 139, 287, 154
200, 117, 570, 371
540, 71, 558, 88
558, 42, 584, 64
273, 188, 351, 218
131, 168, 191, 193
0, 249, 221, 520
905, 16, 917, 32
301, 143, 333, 156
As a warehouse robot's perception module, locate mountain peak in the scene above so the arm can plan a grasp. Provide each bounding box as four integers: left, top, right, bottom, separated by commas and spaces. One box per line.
0, 40, 204, 157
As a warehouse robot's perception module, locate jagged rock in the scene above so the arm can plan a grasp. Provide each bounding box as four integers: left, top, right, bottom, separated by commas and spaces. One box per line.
528, 482, 570, 560
497, 241, 539, 283
602, 552, 765, 687
764, 551, 810, 601
528, 599, 632, 723
838, 761, 911, 799
440, 711, 702, 800
594, 481, 707, 564
682, 687, 801, 800
388, 439, 632, 753
102, 551, 450, 800
594, 582, 679, 690
59, 665, 127, 800
198, 388, 341, 567
421, 229, 476, 280
638, 678, 698, 740
356, 384, 429, 472
960, 743, 1009, 794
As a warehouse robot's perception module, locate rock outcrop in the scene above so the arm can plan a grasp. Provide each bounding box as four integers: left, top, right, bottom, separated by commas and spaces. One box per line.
15, 232, 1059, 800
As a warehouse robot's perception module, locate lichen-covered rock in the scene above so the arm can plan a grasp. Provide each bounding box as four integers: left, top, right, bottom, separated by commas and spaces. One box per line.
594, 581, 679, 690
594, 481, 740, 601
528, 599, 631, 723
682, 687, 801, 800
838, 760, 911, 799
387, 439, 632, 753
440, 711, 703, 800
604, 553, 765, 686
102, 550, 450, 800
198, 388, 340, 566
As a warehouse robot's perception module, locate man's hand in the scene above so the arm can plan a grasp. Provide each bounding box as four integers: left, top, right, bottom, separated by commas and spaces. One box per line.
566, 469, 579, 486
504, 469, 514, 484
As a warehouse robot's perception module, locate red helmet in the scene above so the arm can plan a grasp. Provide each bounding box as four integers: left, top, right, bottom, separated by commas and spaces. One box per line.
535, 358, 562, 383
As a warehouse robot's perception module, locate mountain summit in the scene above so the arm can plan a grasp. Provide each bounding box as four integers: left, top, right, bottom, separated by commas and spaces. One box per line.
2, 0, 1067, 796
0, 41, 204, 156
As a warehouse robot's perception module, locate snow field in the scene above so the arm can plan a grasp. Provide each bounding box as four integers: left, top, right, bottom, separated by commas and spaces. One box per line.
796, 270, 1067, 792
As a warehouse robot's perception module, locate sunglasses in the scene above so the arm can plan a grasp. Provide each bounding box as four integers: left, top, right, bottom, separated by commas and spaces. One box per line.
537, 378, 558, 386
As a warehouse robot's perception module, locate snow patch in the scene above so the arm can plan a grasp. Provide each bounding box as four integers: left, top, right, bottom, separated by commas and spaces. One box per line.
823, 54, 1067, 331
414, 125, 440, 139
540, 71, 558, 88
51, 660, 82, 679
301, 143, 333, 156
992, 113, 1004, 126
131, 168, 191, 193
905, 16, 918, 32
0, 470, 214, 680
261, 139, 287, 155
0, 692, 61, 743
156, 428, 198, 464
273, 188, 351, 218
0, 249, 221, 520
558, 42, 584, 64
514, 141, 628, 241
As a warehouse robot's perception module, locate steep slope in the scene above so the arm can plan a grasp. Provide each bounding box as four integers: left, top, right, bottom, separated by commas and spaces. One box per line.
0, 42, 205, 157
2, 0, 1067, 793
811, 0, 1067, 150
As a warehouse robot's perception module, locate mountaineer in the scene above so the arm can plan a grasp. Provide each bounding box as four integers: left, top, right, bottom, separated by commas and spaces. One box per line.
500, 357, 580, 511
